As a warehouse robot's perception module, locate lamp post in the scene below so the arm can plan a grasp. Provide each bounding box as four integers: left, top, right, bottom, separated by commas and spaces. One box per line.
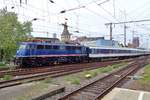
28, 18, 38, 40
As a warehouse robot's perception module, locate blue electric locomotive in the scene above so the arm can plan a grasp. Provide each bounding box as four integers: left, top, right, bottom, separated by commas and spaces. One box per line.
15, 42, 89, 67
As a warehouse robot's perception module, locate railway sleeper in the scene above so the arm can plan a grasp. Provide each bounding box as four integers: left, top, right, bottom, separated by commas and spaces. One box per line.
83, 89, 102, 95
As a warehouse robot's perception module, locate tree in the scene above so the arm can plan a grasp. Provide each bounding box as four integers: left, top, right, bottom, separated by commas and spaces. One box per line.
0, 8, 32, 61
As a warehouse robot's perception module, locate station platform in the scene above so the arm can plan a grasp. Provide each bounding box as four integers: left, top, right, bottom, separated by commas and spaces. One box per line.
102, 88, 150, 100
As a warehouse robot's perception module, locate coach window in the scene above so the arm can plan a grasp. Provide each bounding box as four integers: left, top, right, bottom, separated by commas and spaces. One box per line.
94, 49, 96, 53
129, 50, 131, 53
128, 50, 131, 53
114, 50, 118, 53
91, 49, 93, 54
112, 50, 115, 53
37, 45, 44, 49
109, 49, 112, 53
101, 49, 108, 53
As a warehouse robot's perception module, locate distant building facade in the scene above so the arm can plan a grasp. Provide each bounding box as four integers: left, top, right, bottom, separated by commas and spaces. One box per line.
75, 36, 104, 42
53, 33, 57, 38
127, 43, 134, 48
31, 37, 60, 43
61, 21, 71, 42
132, 37, 139, 48
77, 36, 120, 47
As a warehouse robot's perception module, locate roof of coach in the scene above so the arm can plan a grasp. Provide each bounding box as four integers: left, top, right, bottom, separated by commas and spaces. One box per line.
20, 42, 85, 47
89, 46, 149, 51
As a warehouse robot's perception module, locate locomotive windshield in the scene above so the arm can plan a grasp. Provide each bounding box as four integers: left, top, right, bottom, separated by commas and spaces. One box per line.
19, 44, 26, 50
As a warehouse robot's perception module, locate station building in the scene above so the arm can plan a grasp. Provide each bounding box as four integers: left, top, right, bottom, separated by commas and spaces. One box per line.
78, 37, 120, 47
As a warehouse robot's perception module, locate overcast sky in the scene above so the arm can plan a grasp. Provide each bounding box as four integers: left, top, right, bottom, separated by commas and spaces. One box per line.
1, 0, 150, 48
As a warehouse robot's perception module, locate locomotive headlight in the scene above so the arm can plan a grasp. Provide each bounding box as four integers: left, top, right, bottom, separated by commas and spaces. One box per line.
17, 51, 19, 53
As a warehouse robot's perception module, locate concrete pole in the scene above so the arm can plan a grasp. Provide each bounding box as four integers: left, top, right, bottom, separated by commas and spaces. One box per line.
110, 23, 113, 40
124, 24, 127, 47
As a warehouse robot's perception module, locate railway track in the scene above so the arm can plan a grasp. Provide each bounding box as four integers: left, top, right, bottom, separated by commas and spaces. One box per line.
58, 57, 148, 100
0, 59, 132, 78
0, 59, 130, 89
0, 68, 9, 71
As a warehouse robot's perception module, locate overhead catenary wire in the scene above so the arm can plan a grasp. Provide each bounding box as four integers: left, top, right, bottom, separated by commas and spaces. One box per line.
60, 0, 107, 13
6, 0, 112, 33
127, 0, 150, 16
84, 7, 112, 22
4, 0, 113, 34
105, 19, 150, 25
3, 0, 150, 46
94, 0, 120, 22
113, 0, 115, 17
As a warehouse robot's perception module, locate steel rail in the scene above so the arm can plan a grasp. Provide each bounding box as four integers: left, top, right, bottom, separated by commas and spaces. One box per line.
58, 57, 148, 100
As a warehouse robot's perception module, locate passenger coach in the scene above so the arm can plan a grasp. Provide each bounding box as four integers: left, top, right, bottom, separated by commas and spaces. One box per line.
89, 46, 150, 59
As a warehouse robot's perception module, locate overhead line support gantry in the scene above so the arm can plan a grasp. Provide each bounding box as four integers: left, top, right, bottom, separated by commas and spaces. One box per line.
105, 19, 150, 46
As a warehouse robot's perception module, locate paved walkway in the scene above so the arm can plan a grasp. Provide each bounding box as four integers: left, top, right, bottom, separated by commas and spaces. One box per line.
102, 88, 150, 100
0, 82, 59, 100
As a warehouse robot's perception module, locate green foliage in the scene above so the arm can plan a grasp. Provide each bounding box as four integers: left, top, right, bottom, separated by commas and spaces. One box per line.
118, 43, 124, 47
64, 63, 127, 85
99, 66, 113, 73
112, 63, 126, 69
140, 64, 150, 84
43, 78, 52, 83
0, 65, 8, 69
0, 8, 32, 61
3, 74, 12, 80
83, 63, 127, 79
90, 71, 98, 77
0, 62, 5, 66
16, 96, 29, 100
70, 78, 80, 85
98, 63, 126, 73
83, 70, 90, 75
65, 75, 80, 85
83, 70, 98, 79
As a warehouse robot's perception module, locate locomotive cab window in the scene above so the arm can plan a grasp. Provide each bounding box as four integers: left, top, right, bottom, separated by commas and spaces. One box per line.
29, 45, 35, 49
19, 44, 26, 49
